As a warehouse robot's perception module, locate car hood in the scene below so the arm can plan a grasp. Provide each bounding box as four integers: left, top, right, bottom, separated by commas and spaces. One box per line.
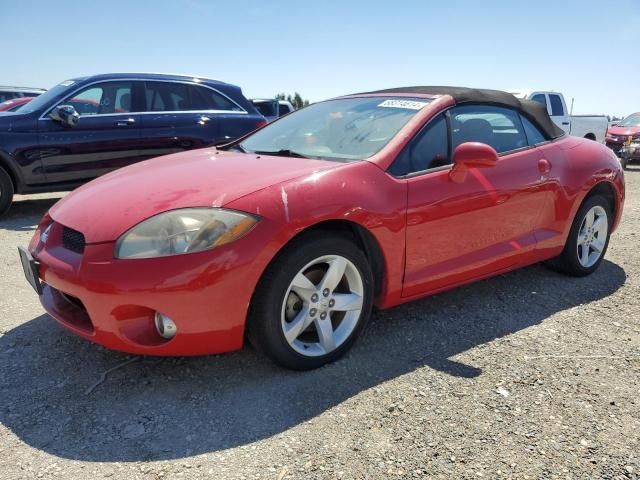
608, 125, 640, 136
49, 148, 339, 243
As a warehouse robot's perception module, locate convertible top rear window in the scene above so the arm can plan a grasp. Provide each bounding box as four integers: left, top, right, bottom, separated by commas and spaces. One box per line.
238, 96, 432, 162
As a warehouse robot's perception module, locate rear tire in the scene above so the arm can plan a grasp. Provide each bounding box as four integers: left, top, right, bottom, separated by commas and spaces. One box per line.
546, 194, 611, 277
0, 167, 14, 217
247, 232, 374, 370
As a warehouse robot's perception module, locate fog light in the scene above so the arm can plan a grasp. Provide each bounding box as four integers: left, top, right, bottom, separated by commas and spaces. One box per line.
154, 312, 177, 339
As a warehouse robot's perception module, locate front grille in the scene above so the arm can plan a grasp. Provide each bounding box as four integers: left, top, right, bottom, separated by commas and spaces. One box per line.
62, 227, 86, 254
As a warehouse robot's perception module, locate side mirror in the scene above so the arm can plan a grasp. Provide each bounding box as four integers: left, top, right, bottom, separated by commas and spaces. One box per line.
449, 142, 498, 183
50, 105, 80, 128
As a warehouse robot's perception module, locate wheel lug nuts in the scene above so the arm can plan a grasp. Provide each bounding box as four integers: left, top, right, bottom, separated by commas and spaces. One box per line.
323, 288, 330, 297
329, 299, 335, 308
311, 293, 319, 302
320, 312, 327, 320
310, 308, 317, 317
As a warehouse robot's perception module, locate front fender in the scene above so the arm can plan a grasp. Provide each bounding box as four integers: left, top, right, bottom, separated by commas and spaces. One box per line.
226, 161, 407, 308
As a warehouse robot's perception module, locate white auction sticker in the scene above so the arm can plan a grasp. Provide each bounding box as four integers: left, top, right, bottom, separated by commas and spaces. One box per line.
378, 99, 428, 110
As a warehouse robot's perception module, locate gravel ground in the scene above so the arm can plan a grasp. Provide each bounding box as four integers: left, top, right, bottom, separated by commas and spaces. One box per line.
1, 170, 639, 480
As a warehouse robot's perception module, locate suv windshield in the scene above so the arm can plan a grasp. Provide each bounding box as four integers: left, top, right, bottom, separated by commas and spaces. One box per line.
13, 81, 76, 114
618, 115, 640, 127
238, 96, 432, 162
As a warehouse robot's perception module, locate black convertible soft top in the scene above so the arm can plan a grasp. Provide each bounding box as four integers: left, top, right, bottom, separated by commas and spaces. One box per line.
355, 86, 566, 140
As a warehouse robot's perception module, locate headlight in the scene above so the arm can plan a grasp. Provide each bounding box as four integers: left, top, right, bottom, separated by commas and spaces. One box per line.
115, 208, 258, 259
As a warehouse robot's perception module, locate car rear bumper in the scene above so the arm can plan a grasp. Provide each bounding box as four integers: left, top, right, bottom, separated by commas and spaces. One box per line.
28, 221, 266, 356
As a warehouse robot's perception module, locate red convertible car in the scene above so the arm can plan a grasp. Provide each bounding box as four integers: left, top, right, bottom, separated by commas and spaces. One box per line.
20, 87, 624, 370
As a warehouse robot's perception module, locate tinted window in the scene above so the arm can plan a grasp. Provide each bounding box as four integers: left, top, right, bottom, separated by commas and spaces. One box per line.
22, 92, 41, 98
0, 91, 17, 102
278, 103, 292, 116
531, 94, 547, 107
521, 115, 546, 145
389, 114, 449, 176
189, 85, 241, 111
144, 82, 189, 112
252, 100, 278, 117
64, 82, 132, 115
450, 105, 527, 154
548, 94, 565, 116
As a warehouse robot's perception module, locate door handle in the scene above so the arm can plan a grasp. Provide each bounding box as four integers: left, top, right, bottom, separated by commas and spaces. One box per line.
115, 118, 135, 127
198, 116, 211, 125
561, 121, 570, 125
538, 158, 551, 178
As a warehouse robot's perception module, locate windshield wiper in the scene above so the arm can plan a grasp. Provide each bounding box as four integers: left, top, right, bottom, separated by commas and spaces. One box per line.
251, 149, 311, 159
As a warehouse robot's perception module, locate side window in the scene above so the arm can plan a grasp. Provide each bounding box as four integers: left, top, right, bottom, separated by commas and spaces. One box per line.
389, 114, 449, 176
450, 105, 527, 154
0, 91, 17, 102
278, 103, 292, 116
65, 82, 132, 115
188, 85, 242, 111
144, 82, 189, 112
521, 115, 547, 145
531, 94, 547, 109
548, 94, 565, 117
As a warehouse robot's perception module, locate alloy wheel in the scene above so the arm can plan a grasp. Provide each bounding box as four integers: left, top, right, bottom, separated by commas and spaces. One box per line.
281, 254, 364, 357
576, 205, 608, 268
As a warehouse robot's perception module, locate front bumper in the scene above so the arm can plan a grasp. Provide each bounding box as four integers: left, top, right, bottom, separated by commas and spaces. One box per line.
28, 220, 268, 356
621, 142, 640, 161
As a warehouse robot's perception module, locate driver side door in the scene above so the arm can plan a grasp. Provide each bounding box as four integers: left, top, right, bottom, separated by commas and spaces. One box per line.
400, 105, 550, 298
37, 80, 143, 184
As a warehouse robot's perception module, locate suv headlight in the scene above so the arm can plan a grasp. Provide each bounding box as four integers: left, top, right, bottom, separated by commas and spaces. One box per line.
115, 208, 258, 259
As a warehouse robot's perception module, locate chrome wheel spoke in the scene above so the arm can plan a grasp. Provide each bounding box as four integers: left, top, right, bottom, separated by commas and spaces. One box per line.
320, 257, 347, 292
331, 292, 363, 311
290, 273, 317, 301
592, 215, 606, 233
591, 237, 605, 253
284, 306, 312, 343
580, 244, 590, 266
584, 208, 595, 229
315, 318, 336, 353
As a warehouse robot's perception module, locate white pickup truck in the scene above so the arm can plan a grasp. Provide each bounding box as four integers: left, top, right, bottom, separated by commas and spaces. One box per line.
511, 90, 608, 143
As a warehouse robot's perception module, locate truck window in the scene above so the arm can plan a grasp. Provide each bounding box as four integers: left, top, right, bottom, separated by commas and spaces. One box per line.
531, 94, 547, 107
548, 94, 565, 117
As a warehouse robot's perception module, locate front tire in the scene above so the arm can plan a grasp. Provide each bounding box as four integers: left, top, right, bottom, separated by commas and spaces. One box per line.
547, 194, 611, 276
0, 167, 14, 217
248, 233, 374, 370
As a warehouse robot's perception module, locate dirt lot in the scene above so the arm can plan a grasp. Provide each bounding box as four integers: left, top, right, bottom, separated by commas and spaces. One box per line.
1, 170, 639, 480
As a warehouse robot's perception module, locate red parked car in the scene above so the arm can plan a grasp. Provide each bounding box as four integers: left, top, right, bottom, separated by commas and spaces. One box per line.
20, 87, 625, 370
605, 112, 640, 169
0, 97, 32, 112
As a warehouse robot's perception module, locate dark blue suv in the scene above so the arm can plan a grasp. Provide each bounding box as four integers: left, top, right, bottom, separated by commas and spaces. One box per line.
0, 73, 267, 215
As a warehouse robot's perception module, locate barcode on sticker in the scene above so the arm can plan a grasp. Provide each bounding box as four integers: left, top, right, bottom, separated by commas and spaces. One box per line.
378, 99, 428, 110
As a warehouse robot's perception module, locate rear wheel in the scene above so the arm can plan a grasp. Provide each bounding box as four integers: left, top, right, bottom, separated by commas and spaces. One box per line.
248, 233, 374, 370
547, 194, 611, 276
0, 167, 14, 217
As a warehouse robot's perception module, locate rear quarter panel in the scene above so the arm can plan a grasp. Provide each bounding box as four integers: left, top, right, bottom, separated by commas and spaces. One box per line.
535, 136, 624, 256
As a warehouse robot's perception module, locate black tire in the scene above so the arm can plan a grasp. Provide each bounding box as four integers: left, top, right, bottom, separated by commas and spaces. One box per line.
247, 232, 374, 370
546, 194, 612, 277
0, 167, 14, 217
620, 156, 628, 170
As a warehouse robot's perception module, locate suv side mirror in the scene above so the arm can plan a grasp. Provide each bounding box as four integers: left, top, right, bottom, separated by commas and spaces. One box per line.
50, 105, 80, 128
449, 142, 498, 183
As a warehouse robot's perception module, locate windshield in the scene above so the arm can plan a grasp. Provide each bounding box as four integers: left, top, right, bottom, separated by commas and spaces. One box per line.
618, 114, 640, 127
14, 80, 77, 114
238, 96, 432, 162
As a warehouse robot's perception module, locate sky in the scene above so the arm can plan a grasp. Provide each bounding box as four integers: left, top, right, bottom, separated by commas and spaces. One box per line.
3, 0, 639, 117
